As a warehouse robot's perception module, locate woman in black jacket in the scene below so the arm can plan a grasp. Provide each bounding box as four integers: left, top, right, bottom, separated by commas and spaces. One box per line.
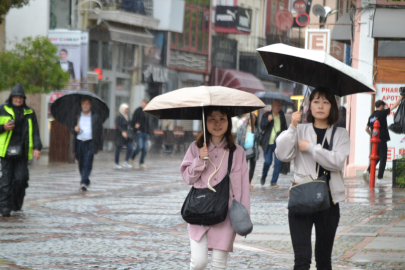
114, 104, 133, 169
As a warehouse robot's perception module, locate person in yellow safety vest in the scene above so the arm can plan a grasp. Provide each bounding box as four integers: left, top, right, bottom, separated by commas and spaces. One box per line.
0, 84, 42, 217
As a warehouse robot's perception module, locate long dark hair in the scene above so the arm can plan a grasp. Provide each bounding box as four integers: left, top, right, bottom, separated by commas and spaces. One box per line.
196, 106, 236, 152
306, 87, 339, 125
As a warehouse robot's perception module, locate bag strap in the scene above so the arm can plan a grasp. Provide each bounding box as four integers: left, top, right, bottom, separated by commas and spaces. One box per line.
316, 126, 330, 178
328, 125, 337, 151
227, 150, 235, 198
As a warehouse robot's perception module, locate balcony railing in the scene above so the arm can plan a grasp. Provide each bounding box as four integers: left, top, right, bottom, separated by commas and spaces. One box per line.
101, 0, 153, 17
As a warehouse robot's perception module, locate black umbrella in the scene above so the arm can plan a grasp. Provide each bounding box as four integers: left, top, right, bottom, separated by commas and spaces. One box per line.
254, 92, 294, 106
51, 91, 109, 127
257, 43, 375, 96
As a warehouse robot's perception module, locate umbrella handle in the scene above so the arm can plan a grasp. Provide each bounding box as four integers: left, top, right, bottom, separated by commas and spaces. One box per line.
202, 105, 209, 165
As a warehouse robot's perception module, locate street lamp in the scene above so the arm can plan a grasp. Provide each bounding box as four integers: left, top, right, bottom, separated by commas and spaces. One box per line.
72, 0, 103, 29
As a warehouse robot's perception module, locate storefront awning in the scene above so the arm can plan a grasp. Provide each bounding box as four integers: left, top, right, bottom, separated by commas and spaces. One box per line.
209, 68, 265, 94
331, 13, 352, 43
90, 21, 154, 46
373, 9, 405, 38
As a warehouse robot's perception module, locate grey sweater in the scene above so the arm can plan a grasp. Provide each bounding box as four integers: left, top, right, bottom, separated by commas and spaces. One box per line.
275, 124, 350, 203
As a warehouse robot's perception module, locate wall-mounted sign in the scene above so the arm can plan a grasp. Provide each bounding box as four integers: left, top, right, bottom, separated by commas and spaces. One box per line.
296, 12, 310, 27
143, 65, 168, 83
305, 29, 331, 54
212, 36, 237, 69
274, 10, 294, 31
293, 0, 307, 13
375, 84, 405, 164
215, 6, 252, 32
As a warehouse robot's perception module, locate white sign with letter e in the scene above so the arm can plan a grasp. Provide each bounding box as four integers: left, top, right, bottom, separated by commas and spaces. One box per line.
305, 29, 331, 54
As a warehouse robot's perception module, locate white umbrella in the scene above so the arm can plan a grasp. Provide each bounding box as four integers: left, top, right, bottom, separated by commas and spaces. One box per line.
144, 85, 266, 151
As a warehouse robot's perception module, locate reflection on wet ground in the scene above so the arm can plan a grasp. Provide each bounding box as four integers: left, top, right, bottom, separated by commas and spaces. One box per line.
0, 151, 404, 269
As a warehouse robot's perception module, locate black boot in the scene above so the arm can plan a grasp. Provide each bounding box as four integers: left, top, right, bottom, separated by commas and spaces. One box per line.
260, 176, 266, 186
1, 207, 11, 217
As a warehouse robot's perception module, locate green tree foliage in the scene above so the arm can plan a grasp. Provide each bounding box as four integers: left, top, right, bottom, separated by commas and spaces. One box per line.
0, 36, 70, 94
0, 0, 30, 23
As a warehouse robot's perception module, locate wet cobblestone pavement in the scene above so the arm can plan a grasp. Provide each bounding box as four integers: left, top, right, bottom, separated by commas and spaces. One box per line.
0, 151, 404, 269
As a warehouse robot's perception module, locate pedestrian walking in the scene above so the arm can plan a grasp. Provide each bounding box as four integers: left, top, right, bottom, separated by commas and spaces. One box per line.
363, 97, 404, 182
71, 96, 104, 191
0, 84, 42, 217
236, 113, 261, 188
180, 107, 250, 269
130, 98, 150, 169
162, 119, 174, 153
114, 103, 133, 169
275, 87, 350, 270
260, 99, 287, 187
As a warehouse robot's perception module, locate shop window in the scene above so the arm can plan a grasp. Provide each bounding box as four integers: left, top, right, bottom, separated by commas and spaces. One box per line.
170, 3, 209, 54
116, 78, 131, 93
50, 0, 71, 29
374, 39, 405, 84
102, 42, 113, 70
89, 40, 99, 70
377, 40, 405, 57
116, 43, 136, 74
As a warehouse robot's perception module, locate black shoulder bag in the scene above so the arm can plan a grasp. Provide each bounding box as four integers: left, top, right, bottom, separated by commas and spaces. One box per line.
181, 151, 233, 226
288, 125, 337, 215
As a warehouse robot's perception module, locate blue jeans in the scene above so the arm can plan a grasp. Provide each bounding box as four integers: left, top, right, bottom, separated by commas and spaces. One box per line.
262, 144, 281, 184
115, 141, 133, 165
76, 140, 94, 186
131, 132, 149, 164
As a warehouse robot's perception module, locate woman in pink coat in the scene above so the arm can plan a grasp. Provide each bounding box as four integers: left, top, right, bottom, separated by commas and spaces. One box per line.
181, 107, 250, 270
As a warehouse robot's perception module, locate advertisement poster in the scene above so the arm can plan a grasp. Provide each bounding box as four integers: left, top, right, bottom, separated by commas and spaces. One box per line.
48, 29, 82, 90
375, 84, 405, 164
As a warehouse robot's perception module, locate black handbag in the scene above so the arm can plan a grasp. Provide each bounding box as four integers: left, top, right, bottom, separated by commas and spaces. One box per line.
7, 145, 22, 157
288, 125, 337, 215
181, 151, 233, 226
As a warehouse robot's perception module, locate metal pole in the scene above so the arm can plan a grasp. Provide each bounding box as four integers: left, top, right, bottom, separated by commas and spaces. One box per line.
369, 120, 381, 188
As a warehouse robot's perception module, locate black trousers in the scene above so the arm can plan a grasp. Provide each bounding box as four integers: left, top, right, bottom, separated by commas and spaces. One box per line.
367, 141, 387, 179
288, 197, 340, 270
76, 140, 94, 186
0, 157, 29, 211
246, 157, 256, 183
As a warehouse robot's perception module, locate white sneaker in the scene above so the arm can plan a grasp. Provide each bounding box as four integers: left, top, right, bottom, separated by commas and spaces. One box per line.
114, 164, 122, 169
377, 178, 383, 181
122, 162, 132, 168
362, 170, 370, 183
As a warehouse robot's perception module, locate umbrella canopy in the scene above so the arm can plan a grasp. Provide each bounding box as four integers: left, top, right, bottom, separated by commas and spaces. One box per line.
254, 92, 294, 106
51, 91, 109, 127
144, 86, 266, 120
257, 43, 375, 97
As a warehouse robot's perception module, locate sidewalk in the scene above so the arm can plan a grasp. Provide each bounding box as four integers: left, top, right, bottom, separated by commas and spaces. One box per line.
0, 151, 404, 269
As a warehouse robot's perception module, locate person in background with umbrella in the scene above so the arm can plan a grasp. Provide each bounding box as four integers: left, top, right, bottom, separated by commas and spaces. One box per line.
130, 98, 150, 169
275, 87, 350, 270
71, 97, 104, 191
260, 99, 287, 188
363, 97, 404, 182
0, 84, 42, 217
181, 106, 250, 270
236, 113, 261, 188
114, 103, 133, 169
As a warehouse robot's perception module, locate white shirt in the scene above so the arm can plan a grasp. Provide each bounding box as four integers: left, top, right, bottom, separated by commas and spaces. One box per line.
60, 61, 68, 72
77, 112, 93, 141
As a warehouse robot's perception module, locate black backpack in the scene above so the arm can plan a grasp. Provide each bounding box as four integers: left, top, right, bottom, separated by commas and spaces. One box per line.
181, 151, 233, 226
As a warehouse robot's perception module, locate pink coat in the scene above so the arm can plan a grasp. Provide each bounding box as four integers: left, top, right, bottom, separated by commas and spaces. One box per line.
180, 139, 250, 252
